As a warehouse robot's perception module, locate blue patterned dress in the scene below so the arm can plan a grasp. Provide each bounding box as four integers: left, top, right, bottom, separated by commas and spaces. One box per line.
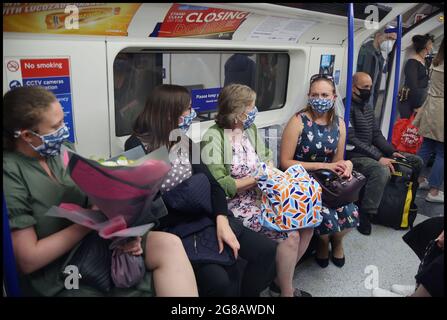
294, 113, 359, 235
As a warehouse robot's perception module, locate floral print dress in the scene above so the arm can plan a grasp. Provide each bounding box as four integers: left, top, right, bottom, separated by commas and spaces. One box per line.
227, 132, 289, 241
294, 113, 359, 235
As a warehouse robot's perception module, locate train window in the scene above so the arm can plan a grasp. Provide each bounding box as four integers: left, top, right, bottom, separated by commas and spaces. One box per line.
113, 52, 163, 137
401, 3, 443, 31
113, 51, 289, 136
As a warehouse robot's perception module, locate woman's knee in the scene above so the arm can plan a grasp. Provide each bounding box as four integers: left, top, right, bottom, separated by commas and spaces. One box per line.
145, 231, 185, 267
282, 231, 301, 249
147, 231, 183, 251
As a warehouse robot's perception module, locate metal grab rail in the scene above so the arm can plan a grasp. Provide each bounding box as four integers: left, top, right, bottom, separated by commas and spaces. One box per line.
386, 15, 403, 141
343, 3, 354, 157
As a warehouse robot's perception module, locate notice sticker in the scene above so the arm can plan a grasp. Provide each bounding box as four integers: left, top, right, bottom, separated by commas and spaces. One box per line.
4, 57, 75, 143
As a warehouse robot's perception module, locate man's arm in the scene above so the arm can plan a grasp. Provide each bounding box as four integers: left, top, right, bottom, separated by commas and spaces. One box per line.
371, 117, 396, 157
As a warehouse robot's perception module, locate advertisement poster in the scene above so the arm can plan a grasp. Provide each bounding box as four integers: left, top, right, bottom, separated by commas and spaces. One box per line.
152, 4, 249, 40
3, 3, 141, 36
5, 57, 75, 143
319, 54, 335, 75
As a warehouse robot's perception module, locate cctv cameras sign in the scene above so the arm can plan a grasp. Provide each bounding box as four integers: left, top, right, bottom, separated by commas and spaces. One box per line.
4, 57, 75, 143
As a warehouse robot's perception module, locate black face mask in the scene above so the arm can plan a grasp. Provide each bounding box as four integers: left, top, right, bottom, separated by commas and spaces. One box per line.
355, 87, 371, 103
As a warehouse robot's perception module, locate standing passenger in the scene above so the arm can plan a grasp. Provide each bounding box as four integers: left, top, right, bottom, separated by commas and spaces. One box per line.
398, 34, 434, 119
357, 30, 397, 109
413, 37, 444, 203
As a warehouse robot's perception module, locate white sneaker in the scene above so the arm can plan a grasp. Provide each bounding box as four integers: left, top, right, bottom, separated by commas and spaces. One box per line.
426, 191, 444, 203
418, 178, 430, 190
391, 284, 416, 296
372, 288, 404, 297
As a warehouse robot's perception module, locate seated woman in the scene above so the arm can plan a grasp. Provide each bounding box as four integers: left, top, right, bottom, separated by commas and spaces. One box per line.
125, 84, 277, 297
280, 74, 359, 269
201, 83, 313, 297
3, 86, 198, 297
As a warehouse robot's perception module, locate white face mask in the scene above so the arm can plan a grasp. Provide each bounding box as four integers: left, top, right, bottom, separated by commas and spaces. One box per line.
380, 40, 394, 53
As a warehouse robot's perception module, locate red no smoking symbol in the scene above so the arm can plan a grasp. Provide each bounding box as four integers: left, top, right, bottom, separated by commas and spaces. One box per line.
7, 60, 20, 72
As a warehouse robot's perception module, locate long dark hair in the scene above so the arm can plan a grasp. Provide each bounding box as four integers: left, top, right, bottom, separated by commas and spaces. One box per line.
3, 86, 57, 151
133, 84, 191, 150
432, 37, 444, 67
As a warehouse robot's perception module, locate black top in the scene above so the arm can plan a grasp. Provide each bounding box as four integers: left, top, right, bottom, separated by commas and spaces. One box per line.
345, 97, 396, 161
125, 135, 230, 228
403, 59, 430, 109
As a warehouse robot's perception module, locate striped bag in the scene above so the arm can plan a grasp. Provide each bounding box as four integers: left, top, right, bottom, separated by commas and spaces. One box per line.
254, 163, 322, 232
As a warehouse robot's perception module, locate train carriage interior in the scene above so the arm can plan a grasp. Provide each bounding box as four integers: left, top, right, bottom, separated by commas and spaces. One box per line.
3, 2, 444, 297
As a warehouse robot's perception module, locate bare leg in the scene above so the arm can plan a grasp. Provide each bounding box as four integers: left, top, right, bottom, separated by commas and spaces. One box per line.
316, 234, 330, 259
145, 231, 198, 297
330, 228, 352, 258
295, 228, 314, 264
274, 231, 300, 297
410, 284, 431, 297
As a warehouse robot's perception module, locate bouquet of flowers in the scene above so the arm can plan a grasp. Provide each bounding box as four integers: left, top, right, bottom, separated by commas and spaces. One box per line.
46, 145, 171, 288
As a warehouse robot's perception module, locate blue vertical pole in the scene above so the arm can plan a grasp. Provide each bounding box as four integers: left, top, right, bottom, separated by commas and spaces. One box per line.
3, 193, 21, 297
387, 15, 402, 141
344, 3, 354, 157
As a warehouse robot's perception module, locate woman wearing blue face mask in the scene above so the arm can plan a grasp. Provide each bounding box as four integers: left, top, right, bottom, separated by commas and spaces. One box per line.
3, 86, 199, 297
126, 84, 277, 297
280, 74, 359, 269
202, 84, 313, 297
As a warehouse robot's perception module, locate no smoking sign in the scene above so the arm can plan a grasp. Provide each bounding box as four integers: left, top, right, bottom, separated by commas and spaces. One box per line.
7, 60, 20, 72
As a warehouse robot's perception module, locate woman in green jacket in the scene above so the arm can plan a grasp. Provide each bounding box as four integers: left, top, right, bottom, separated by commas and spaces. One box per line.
3, 86, 198, 297
202, 84, 314, 297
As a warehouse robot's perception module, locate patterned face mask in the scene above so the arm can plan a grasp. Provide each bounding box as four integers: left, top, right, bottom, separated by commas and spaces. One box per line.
243, 106, 258, 130
179, 109, 197, 133
308, 98, 334, 114
28, 124, 70, 157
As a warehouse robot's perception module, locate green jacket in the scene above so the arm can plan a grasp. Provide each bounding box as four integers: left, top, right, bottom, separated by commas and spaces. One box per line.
3, 145, 153, 297
201, 123, 273, 198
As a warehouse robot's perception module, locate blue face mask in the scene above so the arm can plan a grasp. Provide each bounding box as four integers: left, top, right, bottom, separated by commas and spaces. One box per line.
308, 98, 334, 114
243, 106, 258, 130
28, 124, 70, 157
179, 109, 197, 133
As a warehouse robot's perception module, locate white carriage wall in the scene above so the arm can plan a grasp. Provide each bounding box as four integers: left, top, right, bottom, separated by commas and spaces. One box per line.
4, 3, 362, 158
3, 36, 110, 158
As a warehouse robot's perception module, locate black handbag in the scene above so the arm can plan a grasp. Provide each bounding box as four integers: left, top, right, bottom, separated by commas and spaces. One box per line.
61, 232, 113, 293
309, 169, 366, 208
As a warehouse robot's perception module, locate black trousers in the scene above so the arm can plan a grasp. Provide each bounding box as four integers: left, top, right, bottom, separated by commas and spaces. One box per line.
193, 216, 277, 297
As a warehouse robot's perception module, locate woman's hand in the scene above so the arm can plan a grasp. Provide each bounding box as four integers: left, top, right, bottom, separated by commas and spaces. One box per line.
118, 236, 143, 256
340, 160, 353, 179
216, 215, 240, 259
326, 160, 347, 175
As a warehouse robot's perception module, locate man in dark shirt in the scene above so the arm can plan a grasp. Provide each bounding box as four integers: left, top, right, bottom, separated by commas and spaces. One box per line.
357, 31, 396, 109
346, 72, 423, 235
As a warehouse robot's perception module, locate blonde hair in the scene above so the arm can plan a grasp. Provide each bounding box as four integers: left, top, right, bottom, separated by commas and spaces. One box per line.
215, 84, 256, 129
